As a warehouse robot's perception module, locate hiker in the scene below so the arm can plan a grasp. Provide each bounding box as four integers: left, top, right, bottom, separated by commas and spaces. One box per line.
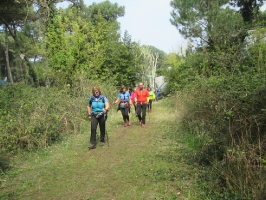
147, 87, 156, 112
113, 85, 132, 127
130, 87, 137, 116
87, 86, 109, 149
155, 87, 160, 101
135, 82, 149, 127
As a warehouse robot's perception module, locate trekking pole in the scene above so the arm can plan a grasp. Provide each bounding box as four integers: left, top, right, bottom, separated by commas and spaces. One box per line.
147, 104, 150, 122
104, 114, 109, 147
105, 128, 109, 147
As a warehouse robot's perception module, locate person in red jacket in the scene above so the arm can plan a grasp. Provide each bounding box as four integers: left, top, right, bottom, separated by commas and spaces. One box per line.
134, 82, 149, 127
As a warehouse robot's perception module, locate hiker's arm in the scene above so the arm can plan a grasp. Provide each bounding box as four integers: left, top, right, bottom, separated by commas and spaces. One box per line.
103, 102, 109, 114
128, 97, 132, 107
128, 93, 132, 106
134, 96, 137, 104
113, 97, 120, 104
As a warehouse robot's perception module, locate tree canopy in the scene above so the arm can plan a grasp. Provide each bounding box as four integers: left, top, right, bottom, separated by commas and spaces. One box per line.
0, 0, 165, 88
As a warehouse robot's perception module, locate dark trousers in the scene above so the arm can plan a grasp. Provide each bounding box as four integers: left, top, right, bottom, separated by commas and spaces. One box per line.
155, 94, 159, 101
120, 107, 130, 122
136, 104, 147, 124
148, 100, 153, 111
90, 115, 106, 144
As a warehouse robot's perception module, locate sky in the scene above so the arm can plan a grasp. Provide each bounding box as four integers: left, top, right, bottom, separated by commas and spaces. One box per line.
57, 0, 188, 54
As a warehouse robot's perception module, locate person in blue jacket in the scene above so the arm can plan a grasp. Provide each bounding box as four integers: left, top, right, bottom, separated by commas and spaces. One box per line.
87, 86, 109, 149
113, 85, 132, 127
155, 87, 160, 101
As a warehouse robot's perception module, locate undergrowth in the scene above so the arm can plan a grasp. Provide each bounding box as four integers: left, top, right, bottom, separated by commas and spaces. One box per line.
0, 77, 117, 171
174, 72, 266, 200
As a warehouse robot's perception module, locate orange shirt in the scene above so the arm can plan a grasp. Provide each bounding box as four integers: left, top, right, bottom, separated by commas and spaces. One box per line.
135, 88, 149, 103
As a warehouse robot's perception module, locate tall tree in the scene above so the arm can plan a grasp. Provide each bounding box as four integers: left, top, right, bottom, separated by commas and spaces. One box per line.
170, 0, 245, 49
229, 0, 265, 23
139, 45, 159, 88
85, 0, 125, 22
4, 25, 13, 84
170, 0, 266, 49
46, 6, 124, 85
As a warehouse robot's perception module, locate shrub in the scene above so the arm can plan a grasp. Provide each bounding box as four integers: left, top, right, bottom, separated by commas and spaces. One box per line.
177, 72, 266, 199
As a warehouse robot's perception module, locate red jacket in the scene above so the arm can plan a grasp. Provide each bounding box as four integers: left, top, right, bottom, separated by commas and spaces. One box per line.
135, 88, 149, 103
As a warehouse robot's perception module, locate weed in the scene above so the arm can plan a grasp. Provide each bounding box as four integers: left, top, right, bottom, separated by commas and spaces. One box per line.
0, 98, 201, 200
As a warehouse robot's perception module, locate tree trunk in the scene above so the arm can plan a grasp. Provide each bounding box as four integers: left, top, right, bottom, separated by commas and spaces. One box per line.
151, 53, 159, 89
5, 25, 13, 84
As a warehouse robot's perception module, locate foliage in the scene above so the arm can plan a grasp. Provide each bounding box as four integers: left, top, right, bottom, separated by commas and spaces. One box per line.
0, 76, 118, 170
170, 34, 266, 199
45, 6, 141, 88
169, 0, 266, 198
170, 0, 246, 48
229, 0, 266, 22
162, 52, 184, 92
0, 0, 140, 88
0, 84, 80, 153
0, 97, 201, 200
85, 0, 125, 22
179, 71, 266, 199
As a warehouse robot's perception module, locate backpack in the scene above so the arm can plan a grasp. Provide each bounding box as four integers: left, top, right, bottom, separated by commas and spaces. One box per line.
117, 92, 130, 113
88, 94, 106, 105
88, 94, 108, 120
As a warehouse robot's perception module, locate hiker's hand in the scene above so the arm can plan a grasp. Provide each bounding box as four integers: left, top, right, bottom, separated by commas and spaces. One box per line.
88, 116, 92, 121
103, 109, 107, 114
113, 102, 116, 105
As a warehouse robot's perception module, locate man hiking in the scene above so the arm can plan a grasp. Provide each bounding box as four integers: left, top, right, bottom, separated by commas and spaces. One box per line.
155, 87, 160, 101
134, 82, 149, 127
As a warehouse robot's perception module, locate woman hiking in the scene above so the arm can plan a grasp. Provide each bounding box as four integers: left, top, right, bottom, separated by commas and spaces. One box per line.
130, 87, 137, 116
113, 85, 132, 127
87, 86, 109, 149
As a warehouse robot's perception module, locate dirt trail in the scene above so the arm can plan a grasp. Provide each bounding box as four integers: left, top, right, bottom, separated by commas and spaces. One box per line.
1, 100, 198, 200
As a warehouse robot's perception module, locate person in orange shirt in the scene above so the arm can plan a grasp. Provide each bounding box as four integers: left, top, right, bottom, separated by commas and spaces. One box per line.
134, 82, 149, 127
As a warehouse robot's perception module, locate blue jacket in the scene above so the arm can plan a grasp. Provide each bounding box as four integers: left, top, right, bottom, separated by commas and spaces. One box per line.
88, 95, 108, 114
118, 91, 130, 102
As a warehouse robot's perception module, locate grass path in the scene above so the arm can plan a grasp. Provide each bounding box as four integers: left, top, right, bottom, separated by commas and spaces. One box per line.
1, 99, 199, 200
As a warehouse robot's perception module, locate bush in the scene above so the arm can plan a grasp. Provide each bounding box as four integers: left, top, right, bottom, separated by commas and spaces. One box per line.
0, 84, 78, 152
0, 76, 118, 171
177, 72, 266, 199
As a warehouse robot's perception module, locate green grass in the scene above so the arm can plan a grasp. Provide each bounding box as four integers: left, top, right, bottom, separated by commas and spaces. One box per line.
0, 99, 201, 200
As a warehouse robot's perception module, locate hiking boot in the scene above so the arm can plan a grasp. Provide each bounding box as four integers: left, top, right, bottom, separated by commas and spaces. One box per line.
124, 122, 128, 127
88, 143, 96, 149
127, 121, 130, 126
99, 142, 104, 146
141, 123, 145, 127
138, 120, 142, 125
